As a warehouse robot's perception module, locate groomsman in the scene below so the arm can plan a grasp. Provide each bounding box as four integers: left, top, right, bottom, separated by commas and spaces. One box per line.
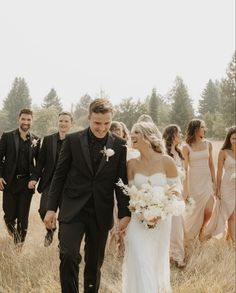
0, 109, 40, 245
44, 99, 130, 293
28, 111, 73, 246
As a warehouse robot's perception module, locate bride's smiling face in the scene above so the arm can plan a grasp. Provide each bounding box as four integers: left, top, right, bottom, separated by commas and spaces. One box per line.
131, 128, 147, 150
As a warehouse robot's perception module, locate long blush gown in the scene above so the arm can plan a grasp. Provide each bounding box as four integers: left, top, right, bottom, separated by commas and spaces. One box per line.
183, 141, 214, 240
205, 151, 236, 238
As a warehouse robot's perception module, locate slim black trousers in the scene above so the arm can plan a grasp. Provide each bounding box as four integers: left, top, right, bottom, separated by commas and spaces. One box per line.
59, 206, 109, 293
3, 180, 34, 244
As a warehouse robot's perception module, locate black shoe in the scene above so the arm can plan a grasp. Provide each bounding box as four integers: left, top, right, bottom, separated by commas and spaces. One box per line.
44, 231, 54, 247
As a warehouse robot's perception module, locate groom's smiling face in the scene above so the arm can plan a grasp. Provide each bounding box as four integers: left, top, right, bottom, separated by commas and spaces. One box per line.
89, 112, 112, 138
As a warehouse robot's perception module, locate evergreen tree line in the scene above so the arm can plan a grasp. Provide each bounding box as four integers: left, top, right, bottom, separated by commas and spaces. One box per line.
0, 52, 235, 139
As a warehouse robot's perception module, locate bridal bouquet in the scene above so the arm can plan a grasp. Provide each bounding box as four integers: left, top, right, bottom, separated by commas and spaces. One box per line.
117, 179, 185, 229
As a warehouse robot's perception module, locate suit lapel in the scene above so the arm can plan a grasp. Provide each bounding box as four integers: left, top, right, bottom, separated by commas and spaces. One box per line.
95, 132, 115, 177
52, 133, 58, 163
28, 132, 33, 164
13, 130, 19, 163
80, 129, 94, 175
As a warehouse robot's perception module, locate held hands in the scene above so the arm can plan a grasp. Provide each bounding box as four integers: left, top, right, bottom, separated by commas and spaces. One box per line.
108, 216, 130, 257
44, 211, 57, 230
215, 189, 221, 199
117, 216, 130, 236
0, 177, 6, 191
28, 180, 37, 189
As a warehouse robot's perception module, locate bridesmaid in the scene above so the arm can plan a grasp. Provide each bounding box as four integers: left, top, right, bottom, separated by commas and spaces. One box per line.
110, 121, 123, 137
182, 119, 216, 241
120, 121, 131, 142
214, 126, 236, 241
163, 124, 186, 268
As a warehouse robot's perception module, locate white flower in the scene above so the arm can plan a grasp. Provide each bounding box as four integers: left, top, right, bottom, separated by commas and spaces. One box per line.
101, 146, 115, 162
116, 179, 185, 229
184, 196, 196, 215
230, 172, 236, 181
31, 138, 39, 148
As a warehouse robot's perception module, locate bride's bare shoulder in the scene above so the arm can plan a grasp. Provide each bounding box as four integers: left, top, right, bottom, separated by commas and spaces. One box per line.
162, 154, 175, 165
161, 154, 177, 177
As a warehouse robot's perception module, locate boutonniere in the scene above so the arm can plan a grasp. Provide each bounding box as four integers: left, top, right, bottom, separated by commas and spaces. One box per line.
101, 146, 115, 162
31, 138, 39, 148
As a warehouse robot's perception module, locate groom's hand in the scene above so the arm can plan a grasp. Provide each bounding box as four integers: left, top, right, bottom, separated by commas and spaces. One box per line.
44, 210, 57, 230
117, 216, 130, 235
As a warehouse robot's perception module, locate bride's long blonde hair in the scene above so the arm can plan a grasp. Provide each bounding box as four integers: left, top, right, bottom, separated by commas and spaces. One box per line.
131, 122, 165, 154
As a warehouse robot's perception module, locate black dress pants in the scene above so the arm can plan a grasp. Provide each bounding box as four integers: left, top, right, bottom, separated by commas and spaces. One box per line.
3, 179, 34, 244
59, 206, 109, 293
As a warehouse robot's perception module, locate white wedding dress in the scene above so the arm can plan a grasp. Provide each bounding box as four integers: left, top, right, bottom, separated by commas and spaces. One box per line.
122, 173, 172, 293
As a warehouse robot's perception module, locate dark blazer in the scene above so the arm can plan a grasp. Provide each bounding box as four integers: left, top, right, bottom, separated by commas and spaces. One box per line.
31, 132, 59, 193
47, 128, 130, 230
0, 129, 40, 191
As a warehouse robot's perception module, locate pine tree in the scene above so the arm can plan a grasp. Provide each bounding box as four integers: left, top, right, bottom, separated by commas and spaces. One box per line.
148, 88, 159, 124
32, 106, 59, 137
3, 77, 32, 130
113, 97, 148, 130
42, 88, 63, 112
73, 94, 93, 128
220, 51, 236, 126
170, 77, 194, 132
198, 79, 220, 116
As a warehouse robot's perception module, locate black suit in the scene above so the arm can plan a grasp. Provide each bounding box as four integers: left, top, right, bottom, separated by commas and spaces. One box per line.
0, 129, 40, 243
47, 128, 130, 293
31, 132, 64, 221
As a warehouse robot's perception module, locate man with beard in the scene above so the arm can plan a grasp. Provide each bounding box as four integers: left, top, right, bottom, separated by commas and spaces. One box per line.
0, 109, 40, 245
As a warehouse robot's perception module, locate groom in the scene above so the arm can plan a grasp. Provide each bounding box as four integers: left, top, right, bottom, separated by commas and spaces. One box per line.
44, 98, 130, 293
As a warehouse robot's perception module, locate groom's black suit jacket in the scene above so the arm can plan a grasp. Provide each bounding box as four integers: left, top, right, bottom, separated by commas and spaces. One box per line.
31, 132, 60, 193
0, 129, 40, 192
47, 128, 130, 230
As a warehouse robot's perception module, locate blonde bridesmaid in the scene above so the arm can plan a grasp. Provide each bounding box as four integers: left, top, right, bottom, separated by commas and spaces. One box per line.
182, 119, 216, 241
163, 124, 186, 268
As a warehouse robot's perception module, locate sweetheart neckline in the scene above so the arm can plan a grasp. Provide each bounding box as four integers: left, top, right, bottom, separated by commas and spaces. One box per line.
134, 172, 166, 178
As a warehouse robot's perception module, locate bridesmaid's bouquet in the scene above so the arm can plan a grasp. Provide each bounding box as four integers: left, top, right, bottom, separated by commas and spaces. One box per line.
117, 179, 185, 229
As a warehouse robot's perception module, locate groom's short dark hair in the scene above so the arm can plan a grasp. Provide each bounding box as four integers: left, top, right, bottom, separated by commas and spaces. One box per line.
89, 99, 113, 116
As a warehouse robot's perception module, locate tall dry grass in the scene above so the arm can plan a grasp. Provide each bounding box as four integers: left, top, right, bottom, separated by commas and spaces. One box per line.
0, 141, 235, 293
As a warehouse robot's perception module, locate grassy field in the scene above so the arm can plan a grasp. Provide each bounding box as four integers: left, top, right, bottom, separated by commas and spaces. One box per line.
0, 141, 235, 293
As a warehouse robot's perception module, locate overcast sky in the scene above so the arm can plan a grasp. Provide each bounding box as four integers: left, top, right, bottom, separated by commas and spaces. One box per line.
0, 0, 234, 111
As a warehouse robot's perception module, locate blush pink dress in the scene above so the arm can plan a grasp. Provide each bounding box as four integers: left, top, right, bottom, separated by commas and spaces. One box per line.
205, 151, 236, 238
183, 141, 214, 240
170, 153, 185, 262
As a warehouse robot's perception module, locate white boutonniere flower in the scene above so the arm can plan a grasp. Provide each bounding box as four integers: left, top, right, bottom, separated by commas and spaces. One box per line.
101, 146, 115, 162
31, 138, 39, 148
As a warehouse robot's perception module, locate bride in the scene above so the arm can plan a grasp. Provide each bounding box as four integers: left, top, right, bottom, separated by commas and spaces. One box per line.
121, 121, 180, 293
